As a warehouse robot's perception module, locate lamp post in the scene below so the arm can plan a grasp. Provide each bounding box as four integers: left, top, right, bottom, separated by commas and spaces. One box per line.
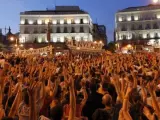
9, 36, 23, 49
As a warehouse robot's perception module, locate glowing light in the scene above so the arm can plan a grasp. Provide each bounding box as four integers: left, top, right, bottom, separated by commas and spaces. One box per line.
10, 37, 14, 41
83, 19, 88, 24
29, 48, 33, 50
127, 44, 132, 48
60, 19, 64, 24
157, 14, 160, 19
153, 0, 159, 3
38, 37, 42, 43
15, 44, 18, 47
20, 44, 23, 47
29, 20, 33, 24
143, 34, 147, 39
53, 20, 57, 24
53, 37, 57, 42
21, 20, 25, 24
60, 37, 64, 42
150, 33, 155, 38
75, 36, 80, 41
127, 16, 131, 21
94, 41, 97, 44
45, 19, 49, 24
134, 16, 139, 21
76, 47, 80, 50
38, 20, 42, 24
75, 19, 80, 24
67, 19, 72, 24
119, 17, 122, 22
99, 41, 103, 44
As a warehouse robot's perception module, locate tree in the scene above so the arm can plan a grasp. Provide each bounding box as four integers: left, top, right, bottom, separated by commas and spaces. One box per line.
106, 41, 116, 53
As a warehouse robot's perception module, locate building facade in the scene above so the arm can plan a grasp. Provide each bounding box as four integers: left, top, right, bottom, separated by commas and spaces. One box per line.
115, 4, 160, 51
19, 6, 93, 44
93, 24, 107, 45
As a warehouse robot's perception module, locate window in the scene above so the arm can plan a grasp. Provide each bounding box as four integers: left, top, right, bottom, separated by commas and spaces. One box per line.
57, 38, 60, 42
57, 20, 60, 24
42, 20, 45, 25
64, 19, 67, 24
153, 23, 159, 29
155, 33, 158, 38
72, 37, 75, 40
24, 28, 29, 34
139, 34, 143, 39
122, 35, 126, 40
33, 28, 38, 33
64, 27, 67, 33
145, 24, 151, 29
138, 25, 143, 30
80, 26, 84, 32
80, 19, 83, 24
71, 19, 74, 24
71, 27, 75, 33
57, 27, 60, 33
131, 25, 135, 30
25, 19, 28, 24
131, 15, 134, 21
121, 26, 126, 31
41, 29, 46, 33
34, 20, 37, 25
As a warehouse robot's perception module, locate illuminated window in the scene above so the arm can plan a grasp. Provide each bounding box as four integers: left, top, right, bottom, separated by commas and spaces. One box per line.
83, 19, 88, 24
45, 19, 49, 24
84, 36, 88, 41
29, 20, 33, 24
53, 20, 57, 24
38, 20, 42, 24
127, 16, 131, 21
53, 37, 57, 42
38, 37, 42, 43
157, 14, 160, 19
60, 19, 64, 24
143, 34, 147, 39
118, 17, 122, 22
60, 37, 64, 42
150, 33, 155, 38
134, 16, 139, 21
75, 19, 80, 24
21, 20, 25, 24
75, 36, 80, 41
67, 19, 72, 24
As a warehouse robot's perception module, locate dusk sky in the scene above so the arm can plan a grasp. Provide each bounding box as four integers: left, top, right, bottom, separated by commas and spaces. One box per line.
0, 0, 151, 41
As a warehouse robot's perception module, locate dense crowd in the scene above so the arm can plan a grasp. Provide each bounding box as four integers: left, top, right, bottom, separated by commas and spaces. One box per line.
0, 52, 160, 120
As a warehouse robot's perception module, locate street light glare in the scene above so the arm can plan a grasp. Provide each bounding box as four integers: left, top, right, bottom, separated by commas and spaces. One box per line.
10, 37, 14, 41
153, 0, 158, 3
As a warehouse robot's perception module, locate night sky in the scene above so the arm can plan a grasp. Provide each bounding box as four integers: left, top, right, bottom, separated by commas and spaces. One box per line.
0, 0, 151, 41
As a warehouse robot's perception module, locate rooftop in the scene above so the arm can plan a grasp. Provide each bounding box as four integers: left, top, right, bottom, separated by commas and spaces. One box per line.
118, 4, 160, 13
20, 6, 88, 15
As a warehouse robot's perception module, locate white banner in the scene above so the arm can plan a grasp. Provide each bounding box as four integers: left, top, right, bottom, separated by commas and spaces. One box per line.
66, 40, 103, 50
16, 45, 53, 56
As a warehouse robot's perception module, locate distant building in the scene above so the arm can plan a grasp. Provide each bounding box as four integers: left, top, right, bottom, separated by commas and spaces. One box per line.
19, 6, 93, 43
115, 4, 160, 51
93, 24, 107, 45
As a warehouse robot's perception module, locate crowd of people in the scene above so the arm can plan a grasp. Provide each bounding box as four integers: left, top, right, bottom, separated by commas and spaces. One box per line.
0, 52, 160, 120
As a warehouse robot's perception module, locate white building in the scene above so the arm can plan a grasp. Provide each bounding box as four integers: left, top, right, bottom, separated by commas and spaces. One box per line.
115, 4, 160, 49
19, 6, 93, 44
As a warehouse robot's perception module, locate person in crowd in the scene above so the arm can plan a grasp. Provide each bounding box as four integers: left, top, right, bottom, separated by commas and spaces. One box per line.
0, 52, 160, 120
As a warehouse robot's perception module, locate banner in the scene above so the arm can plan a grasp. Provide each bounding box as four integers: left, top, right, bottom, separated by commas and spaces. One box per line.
66, 40, 103, 51
16, 45, 53, 56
